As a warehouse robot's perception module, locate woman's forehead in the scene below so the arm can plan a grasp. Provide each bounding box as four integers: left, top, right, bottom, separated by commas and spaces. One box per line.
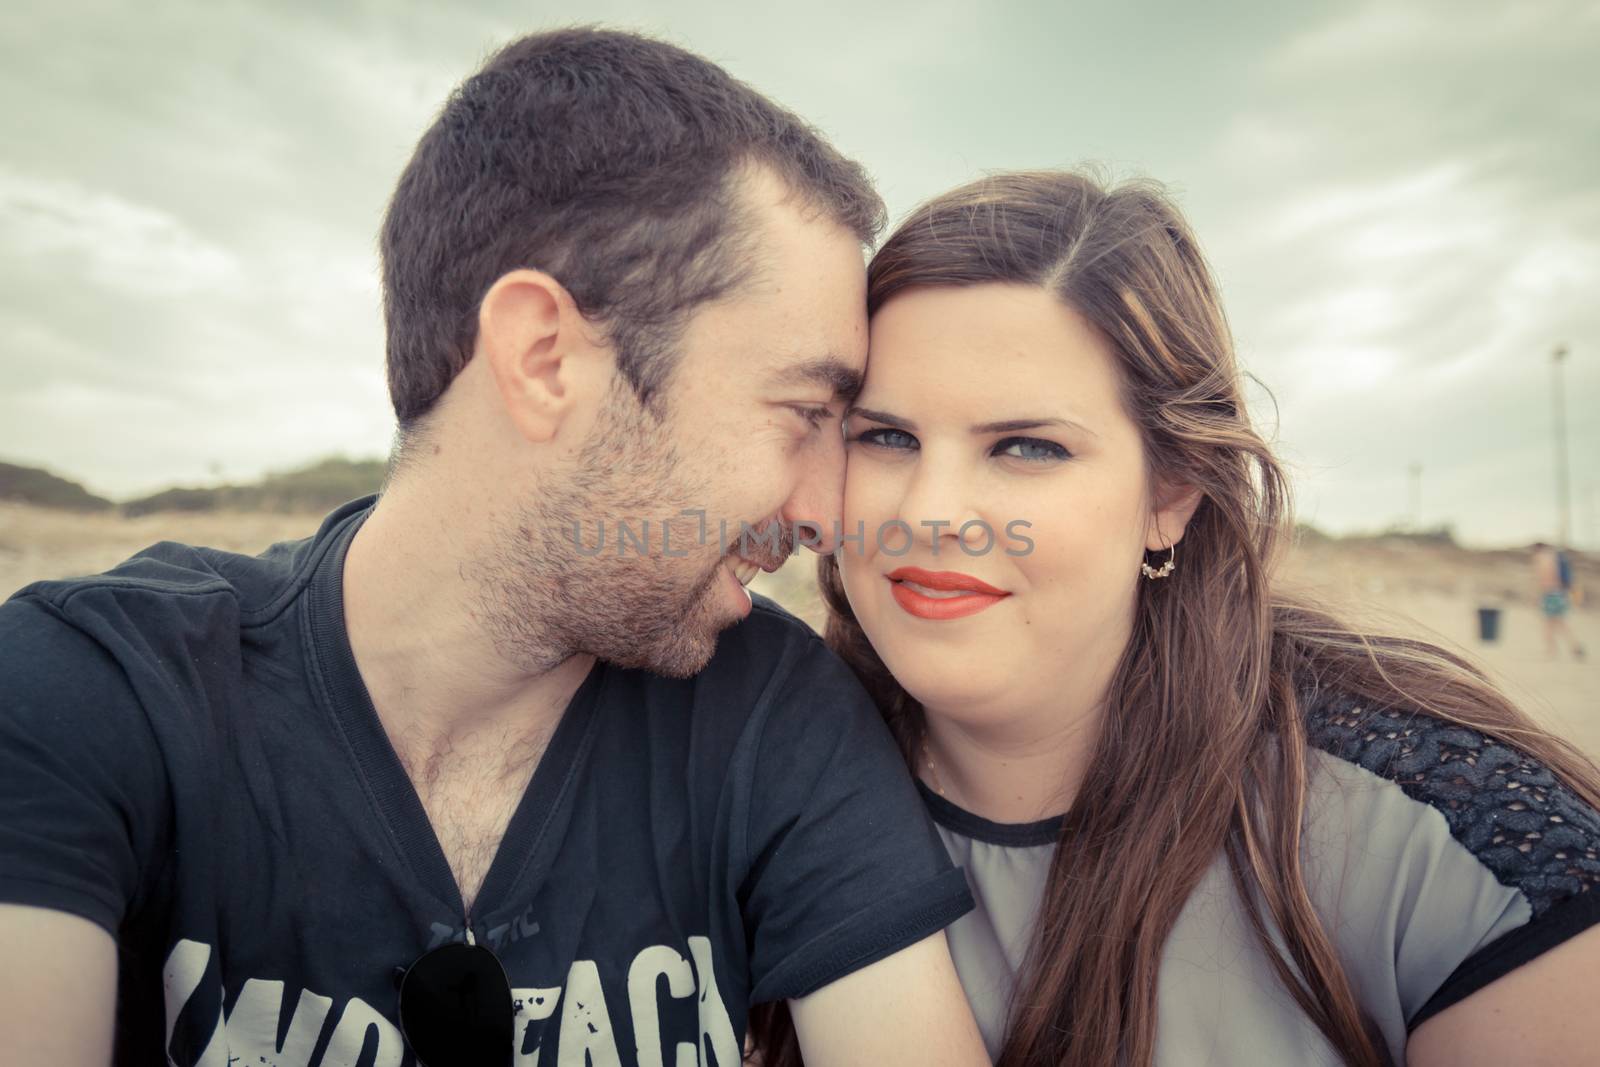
860, 286, 1126, 419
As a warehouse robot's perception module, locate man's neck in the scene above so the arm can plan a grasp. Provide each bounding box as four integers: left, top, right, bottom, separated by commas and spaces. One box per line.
339, 484, 594, 773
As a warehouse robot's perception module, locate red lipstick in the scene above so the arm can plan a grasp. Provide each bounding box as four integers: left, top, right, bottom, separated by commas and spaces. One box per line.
885, 567, 1010, 621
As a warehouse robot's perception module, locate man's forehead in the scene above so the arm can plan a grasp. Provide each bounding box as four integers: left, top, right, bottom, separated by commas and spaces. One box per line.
723, 170, 869, 403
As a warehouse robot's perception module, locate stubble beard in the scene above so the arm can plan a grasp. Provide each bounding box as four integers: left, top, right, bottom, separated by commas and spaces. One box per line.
473, 389, 736, 680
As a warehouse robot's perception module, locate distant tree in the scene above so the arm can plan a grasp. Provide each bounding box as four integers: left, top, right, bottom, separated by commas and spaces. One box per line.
0, 462, 115, 512
121, 457, 386, 516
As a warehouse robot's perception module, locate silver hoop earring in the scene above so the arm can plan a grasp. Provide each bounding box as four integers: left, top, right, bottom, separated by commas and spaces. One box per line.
1141, 543, 1177, 580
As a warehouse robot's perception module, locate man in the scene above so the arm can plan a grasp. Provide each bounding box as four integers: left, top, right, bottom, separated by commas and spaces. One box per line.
0, 29, 987, 1067
1532, 541, 1586, 661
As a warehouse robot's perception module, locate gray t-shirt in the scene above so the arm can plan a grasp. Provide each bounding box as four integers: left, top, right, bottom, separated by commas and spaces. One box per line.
926, 694, 1600, 1065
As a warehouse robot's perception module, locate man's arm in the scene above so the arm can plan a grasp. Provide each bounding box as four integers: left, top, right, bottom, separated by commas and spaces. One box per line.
0, 597, 171, 1067
789, 931, 989, 1067
0, 904, 118, 1067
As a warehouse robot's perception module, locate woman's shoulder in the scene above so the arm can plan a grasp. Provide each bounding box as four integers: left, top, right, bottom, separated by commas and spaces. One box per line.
1294, 687, 1600, 1030
1299, 687, 1600, 919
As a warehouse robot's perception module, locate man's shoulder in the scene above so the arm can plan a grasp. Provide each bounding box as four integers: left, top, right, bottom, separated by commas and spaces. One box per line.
612, 588, 875, 746
732, 590, 823, 654
697, 590, 850, 695
2, 496, 372, 681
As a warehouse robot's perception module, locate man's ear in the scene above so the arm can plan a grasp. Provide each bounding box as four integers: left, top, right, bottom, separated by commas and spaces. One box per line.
478, 269, 597, 444
1145, 481, 1204, 552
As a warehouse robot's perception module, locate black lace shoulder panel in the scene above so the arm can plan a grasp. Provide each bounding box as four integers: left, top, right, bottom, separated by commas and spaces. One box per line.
1303, 691, 1600, 918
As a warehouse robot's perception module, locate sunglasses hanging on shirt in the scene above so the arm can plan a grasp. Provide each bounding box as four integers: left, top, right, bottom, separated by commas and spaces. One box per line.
394, 934, 516, 1067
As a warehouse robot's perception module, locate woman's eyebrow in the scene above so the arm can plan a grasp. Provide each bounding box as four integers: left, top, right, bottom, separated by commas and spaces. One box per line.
971, 416, 1096, 438
843, 405, 910, 428
844, 407, 1096, 438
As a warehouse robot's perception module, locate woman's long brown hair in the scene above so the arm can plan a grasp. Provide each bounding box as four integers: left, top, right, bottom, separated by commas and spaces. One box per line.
747, 169, 1600, 1067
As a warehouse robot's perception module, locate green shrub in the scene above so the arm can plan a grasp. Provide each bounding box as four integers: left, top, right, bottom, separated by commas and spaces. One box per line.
121, 457, 387, 516
0, 462, 115, 511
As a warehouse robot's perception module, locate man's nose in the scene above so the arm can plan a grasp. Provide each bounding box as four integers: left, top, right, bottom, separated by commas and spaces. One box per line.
781, 436, 847, 556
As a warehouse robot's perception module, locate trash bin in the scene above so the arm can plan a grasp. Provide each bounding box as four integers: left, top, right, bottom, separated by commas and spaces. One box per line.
1477, 607, 1501, 643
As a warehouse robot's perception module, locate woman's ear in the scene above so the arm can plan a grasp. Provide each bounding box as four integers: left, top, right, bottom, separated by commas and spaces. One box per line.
478, 269, 599, 444
1145, 482, 1204, 551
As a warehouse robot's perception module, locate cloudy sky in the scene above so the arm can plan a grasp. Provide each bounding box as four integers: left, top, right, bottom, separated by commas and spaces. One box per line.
2, 0, 1596, 546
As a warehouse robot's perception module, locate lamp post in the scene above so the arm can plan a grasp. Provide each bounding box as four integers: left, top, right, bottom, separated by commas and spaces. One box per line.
1408, 462, 1422, 531
1552, 344, 1571, 546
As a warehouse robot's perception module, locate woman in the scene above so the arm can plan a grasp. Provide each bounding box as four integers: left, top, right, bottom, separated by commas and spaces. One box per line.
751, 170, 1600, 1066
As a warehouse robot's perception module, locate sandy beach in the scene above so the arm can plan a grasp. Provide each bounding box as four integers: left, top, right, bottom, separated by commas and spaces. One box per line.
4, 501, 1594, 759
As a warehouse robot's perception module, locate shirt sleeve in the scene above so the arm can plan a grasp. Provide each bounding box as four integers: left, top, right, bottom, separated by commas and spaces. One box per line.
0, 594, 170, 936
1303, 697, 1600, 1033
735, 634, 973, 1004
1405, 734, 1600, 1028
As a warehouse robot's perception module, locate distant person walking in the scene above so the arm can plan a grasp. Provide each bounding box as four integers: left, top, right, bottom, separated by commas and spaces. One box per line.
1533, 542, 1586, 660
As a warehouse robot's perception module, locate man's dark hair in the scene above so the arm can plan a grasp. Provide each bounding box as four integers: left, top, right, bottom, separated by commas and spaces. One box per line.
379, 26, 884, 443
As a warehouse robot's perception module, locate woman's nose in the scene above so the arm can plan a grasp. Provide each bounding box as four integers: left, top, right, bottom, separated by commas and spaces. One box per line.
895, 454, 984, 554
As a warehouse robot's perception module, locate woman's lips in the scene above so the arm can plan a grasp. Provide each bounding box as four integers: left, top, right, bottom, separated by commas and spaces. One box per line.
885, 566, 1010, 620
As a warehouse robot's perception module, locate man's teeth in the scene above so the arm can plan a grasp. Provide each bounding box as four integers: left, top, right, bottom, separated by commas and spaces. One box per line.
732, 557, 762, 586
900, 580, 979, 599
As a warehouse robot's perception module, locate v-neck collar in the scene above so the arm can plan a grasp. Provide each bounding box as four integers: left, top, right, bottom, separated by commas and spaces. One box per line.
303, 500, 608, 930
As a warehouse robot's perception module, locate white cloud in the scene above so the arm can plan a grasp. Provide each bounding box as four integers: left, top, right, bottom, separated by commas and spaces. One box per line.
0, 167, 240, 296
1267, 0, 1577, 72
1190, 0, 1600, 544
0, 0, 1594, 545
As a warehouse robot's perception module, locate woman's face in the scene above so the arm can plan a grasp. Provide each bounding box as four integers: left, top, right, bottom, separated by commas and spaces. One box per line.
840, 283, 1175, 731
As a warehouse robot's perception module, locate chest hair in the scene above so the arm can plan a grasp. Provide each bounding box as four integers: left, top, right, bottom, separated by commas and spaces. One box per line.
398, 722, 555, 915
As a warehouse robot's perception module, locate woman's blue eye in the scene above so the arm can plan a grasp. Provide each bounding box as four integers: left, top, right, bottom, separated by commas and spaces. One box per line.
994, 437, 1070, 462
850, 427, 919, 450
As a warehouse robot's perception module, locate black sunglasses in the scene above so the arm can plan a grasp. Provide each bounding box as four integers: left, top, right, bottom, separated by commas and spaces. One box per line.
394, 934, 516, 1067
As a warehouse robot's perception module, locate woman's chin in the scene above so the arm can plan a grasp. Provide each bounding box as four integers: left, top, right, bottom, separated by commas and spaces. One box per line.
884, 656, 1009, 719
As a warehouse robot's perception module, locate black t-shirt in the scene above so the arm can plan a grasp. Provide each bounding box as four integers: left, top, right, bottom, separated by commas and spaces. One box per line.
0, 496, 971, 1066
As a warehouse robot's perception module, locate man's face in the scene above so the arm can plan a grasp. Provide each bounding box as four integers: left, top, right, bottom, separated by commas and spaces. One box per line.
499, 171, 868, 678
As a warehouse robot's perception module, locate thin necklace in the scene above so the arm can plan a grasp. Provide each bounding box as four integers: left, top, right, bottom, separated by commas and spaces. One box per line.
921, 732, 948, 799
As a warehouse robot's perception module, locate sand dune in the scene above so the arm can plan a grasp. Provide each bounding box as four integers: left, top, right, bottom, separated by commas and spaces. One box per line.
4, 502, 1593, 758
